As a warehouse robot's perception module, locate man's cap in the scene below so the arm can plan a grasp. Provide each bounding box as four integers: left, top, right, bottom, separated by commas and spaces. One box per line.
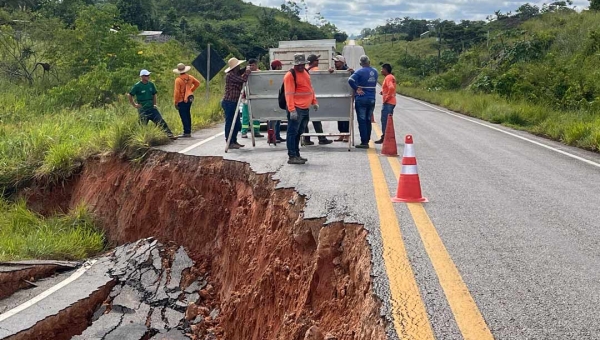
332, 55, 346, 63
359, 55, 370, 65
270, 59, 283, 69
139, 69, 151, 76
307, 54, 321, 62
293, 54, 308, 65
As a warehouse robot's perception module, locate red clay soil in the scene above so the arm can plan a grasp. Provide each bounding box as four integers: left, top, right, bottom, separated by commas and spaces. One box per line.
23, 151, 387, 340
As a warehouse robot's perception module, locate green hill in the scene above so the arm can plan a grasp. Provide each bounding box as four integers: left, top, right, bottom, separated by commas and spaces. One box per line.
363, 4, 600, 152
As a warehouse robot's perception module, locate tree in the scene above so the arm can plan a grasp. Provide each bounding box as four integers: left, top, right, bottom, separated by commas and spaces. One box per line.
160, 7, 179, 35
116, 0, 157, 30
592, 0, 600, 10
280, 1, 300, 20
515, 3, 540, 19
334, 32, 348, 43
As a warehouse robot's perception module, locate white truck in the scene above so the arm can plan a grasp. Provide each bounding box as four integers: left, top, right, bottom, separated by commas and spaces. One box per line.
269, 39, 337, 69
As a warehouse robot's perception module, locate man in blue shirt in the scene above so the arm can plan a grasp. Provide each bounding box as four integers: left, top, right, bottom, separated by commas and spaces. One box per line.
348, 55, 378, 148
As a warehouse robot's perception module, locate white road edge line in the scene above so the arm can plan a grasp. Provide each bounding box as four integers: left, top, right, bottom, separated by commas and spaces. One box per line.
0, 260, 97, 322
179, 132, 225, 154
401, 95, 600, 169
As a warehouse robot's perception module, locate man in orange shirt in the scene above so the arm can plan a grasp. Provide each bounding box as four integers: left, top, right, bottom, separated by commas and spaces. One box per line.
284, 54, 319, 164
375, 63, 397, 144
173, 63, 200, 138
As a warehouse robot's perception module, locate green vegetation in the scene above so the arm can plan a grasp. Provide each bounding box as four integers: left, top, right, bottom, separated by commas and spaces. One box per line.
0, 199, 105, 261
364, 3, 600, 151
1, 0, 339, 261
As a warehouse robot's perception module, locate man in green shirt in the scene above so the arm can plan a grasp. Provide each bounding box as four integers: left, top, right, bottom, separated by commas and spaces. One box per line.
128, 69, 176, 139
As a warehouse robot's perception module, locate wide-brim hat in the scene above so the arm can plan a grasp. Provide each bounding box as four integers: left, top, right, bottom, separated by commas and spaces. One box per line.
293, 54, 308, 66
225, 58, 246, 73
173, 63, 191, 74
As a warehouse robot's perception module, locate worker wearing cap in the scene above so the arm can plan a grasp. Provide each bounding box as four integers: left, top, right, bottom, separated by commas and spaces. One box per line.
348, 55, 378, 148
128, 69, 176, 140
302, 54, 332, 146
269, 59, 285, 143
329, 55, 354, 142
284, 54, 319, 164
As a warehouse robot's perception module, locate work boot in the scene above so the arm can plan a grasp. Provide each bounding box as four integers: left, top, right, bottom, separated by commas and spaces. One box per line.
303, 139, 315, 146
335, 136, 345, 142
254, 133, 265, 138
318, 138, 333, 145
233, 142, 245, 148
297, 155, 307, 162
374, 136, 384, 144
228, 143, 240, 149
178, 133, 192, 138
241, 132, 248, 138
287, 157, 306, 164
355, 143, 369, 149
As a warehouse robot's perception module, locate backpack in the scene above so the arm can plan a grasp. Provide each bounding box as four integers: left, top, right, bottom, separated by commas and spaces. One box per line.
278, 69, 297, 110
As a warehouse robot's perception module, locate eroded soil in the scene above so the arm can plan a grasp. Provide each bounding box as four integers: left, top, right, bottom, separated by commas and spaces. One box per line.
19, 151, 386, 339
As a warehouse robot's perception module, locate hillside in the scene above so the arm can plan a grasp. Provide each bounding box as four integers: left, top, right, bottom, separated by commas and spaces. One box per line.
363, 4, 600, 152
115, 0, 341, 61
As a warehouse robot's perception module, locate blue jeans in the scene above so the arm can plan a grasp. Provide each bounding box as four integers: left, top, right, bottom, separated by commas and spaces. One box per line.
139, 107, 172, 135
355, 99, 375, 144
381, 103, 395, 135
222, 100, 241, 145
177, 101, 192, 134
286, 108, 310, 158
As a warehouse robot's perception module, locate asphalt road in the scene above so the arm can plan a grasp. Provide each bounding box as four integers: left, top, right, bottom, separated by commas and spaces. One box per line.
160, 86, 600, 339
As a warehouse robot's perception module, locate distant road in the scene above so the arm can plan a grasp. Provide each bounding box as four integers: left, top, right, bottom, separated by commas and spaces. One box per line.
342, 42, 364, 70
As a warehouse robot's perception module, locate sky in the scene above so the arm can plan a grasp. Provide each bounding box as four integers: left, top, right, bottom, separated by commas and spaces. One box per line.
245, 0, 590, 35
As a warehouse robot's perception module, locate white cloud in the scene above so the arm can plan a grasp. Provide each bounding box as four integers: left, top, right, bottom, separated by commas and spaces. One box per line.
245, 0, 590, 34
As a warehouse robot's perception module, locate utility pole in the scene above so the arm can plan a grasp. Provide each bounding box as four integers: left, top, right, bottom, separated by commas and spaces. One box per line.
437, 23, 441, 74
206, 43, 211, 101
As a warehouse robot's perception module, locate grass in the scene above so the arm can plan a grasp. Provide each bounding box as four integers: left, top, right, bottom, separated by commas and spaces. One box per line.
0, 199, 105, 261
0, 75, 224, 189
364, 36, 438, 64
395, 86, 600, 152
360, 10, 600, 154
0, 59, 224, 261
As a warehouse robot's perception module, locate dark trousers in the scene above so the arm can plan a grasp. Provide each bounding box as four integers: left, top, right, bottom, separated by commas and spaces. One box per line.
177, 101, 192, 134
268, 120, 282, 139
139, 107, 172, 135
380, 103, 395, 136
222, 100, 241, 145
304, 121, 327, 141
355, 99, 375, 144
337, 121, 349, 133
287, 108, 310, 158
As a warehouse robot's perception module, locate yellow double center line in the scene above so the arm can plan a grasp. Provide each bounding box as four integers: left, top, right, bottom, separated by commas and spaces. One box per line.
369, 124, 494, 340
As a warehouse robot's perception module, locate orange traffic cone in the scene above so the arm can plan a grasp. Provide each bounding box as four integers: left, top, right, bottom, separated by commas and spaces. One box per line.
380, 114, 398, 157
392, 135, 428, 203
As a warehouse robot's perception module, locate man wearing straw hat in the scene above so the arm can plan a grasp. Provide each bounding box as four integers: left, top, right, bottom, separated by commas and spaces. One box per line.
173, 63, 200, 138
222, 57, 251, 149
